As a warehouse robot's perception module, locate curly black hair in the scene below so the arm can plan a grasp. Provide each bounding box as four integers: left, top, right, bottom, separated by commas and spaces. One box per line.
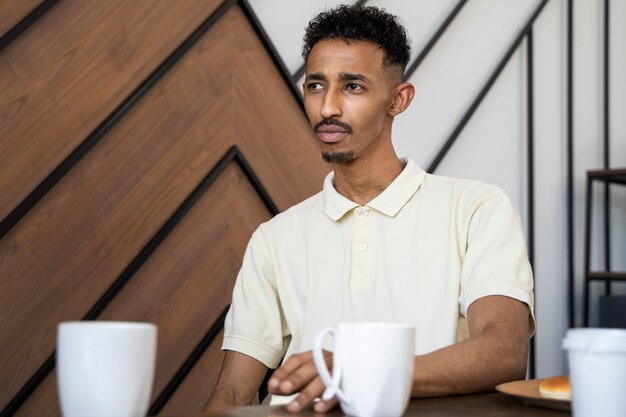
302, 5, 411, 72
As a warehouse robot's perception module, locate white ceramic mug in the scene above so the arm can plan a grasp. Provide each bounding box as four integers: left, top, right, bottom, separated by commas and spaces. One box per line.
57, 321, 157, 417
312, 322, 415, 417
562, 328, 626, 417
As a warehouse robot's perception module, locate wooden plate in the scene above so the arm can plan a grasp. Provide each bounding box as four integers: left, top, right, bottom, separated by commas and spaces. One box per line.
496, 378, 571, 411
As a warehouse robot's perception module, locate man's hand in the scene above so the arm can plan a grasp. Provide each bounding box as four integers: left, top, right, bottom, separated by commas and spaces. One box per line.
267, 350, 338, 412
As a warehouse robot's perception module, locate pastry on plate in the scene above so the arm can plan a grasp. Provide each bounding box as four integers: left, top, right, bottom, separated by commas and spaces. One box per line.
538, 375, 571, 400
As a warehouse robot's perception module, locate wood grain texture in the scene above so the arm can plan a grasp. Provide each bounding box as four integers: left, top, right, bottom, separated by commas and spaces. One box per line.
1, 4, 327, 414
160, 331, 226, 415
159, 163, 275, 415
0, 0, 222, 222
0, 6, 234, 407
15, 335, 227, 417
0, 0, 41, 38
15, 164, 271, 417
231, 9, 329, 210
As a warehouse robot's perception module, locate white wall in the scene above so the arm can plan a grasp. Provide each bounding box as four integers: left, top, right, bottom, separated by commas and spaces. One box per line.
247, 0, 346, 73
533, 0, 570, 377
610, 0, 626, 278
573, 0, 626, 331
248, 0, 626, 378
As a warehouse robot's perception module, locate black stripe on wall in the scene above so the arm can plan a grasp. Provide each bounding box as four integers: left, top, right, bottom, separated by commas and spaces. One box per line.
0, 145, 280, 417
427, 0, 550, 174
403, 0, 468, 82
0, 0, 58, 52
147, 148, 280, 415
0, 0, 301, 241
239, 0, 304, 109
0, 0, 237, 240
567, 0, 574, 327
526, 29, 536, 379
583, 176, 592, 325
413, 1, 548, 374
1, 0, 303, 413
149, 307, 230, 416
602, 0, 611, 296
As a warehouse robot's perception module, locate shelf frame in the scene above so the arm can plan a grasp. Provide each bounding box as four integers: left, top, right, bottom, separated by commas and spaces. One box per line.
583, 168, 626, 326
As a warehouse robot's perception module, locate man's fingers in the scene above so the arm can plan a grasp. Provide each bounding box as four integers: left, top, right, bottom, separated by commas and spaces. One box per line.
268, 352, 310, 389
287, 376, 327, 412
268, 351, 333, 395
268, 354, 306, 393
274, 358, 320, 395
265, 350, 339, 413
313, 396, 339, 413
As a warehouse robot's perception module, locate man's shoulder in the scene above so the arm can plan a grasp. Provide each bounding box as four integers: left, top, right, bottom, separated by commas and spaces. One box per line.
422, 172, 505, 203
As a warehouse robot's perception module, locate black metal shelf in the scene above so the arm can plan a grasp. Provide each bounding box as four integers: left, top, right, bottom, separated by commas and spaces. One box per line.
583, 167, 626, 326
587, 168, 626, 185
588, 272, 626, 282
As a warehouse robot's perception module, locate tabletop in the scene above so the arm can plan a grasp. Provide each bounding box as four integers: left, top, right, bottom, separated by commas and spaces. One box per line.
165, 392, 570, 417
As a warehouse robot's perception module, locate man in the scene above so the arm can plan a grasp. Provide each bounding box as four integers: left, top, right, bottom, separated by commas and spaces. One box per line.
207, 5, 534, 413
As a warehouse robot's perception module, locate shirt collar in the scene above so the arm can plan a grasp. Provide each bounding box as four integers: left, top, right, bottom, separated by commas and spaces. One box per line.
323, 159, 426, 221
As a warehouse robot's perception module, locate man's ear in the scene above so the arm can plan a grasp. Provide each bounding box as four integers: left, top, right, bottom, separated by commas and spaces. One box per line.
388, 82, 415, 116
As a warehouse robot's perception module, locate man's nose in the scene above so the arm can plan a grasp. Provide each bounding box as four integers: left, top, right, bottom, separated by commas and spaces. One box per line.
320, 90, 342, 119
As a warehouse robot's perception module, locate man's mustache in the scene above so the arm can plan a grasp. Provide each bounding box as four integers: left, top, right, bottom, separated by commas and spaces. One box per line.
314, 118, 353, 134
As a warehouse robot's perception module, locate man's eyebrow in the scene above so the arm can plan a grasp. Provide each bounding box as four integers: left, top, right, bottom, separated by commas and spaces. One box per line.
305, 72, 325, 82
338, 72, 369, 82
304, 72, 370, 82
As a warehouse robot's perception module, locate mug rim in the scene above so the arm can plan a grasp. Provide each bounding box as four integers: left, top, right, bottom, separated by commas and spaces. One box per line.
58, 321, 156, 331
563, 327, 626, 353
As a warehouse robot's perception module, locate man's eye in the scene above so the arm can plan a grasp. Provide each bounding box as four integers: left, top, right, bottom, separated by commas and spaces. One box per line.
307, 82, 323, 90
346, 83, 363, 91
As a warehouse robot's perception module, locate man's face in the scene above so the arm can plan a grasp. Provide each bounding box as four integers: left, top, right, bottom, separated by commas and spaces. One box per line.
303, 39, 398, 164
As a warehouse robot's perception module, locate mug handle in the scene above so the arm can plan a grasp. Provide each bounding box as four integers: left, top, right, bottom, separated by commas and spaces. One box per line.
312, 327, 349, 403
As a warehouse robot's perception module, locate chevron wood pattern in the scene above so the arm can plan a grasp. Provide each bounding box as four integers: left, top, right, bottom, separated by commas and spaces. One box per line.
0, 0, 222, 222
14, 162, 272, 417
159, 328, 227, 414
0, 0, 41, 39
0, 2, 327, 415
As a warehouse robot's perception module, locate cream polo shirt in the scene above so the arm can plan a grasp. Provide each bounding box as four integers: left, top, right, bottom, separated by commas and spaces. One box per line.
222, 159, 534, 368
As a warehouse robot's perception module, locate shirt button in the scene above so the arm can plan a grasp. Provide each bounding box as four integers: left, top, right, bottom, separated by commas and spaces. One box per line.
358, 243, 368, 251
357, 207, 369, 217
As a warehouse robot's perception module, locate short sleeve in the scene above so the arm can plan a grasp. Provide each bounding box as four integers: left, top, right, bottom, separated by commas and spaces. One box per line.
222, 227, 290, 368
459, 192, 535, 334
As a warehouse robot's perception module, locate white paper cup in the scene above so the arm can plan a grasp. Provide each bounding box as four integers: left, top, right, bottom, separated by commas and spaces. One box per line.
562, 328, 626, 417
57, 321, 157, 417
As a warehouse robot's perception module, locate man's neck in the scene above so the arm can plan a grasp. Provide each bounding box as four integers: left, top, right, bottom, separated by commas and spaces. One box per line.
332, 152, 405, 206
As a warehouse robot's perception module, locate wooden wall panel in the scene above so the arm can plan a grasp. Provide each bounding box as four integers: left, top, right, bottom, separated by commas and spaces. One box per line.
98, 164, 272, 410
159, 161, 277, 415
0, 0, 221, 221
160, 332, 225, 415
17, 333, 225, 417
0, 8, 234, 408
0, 0, 41, 38
13, 373, 57, 417
231, 10, 329, 210
1, 2, 328, 415
15, 163, 271, 417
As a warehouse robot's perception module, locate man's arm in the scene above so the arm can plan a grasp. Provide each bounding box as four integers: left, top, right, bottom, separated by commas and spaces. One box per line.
268, 294, 530, 412
204, 351, 269, 412
411, 294, 530, 396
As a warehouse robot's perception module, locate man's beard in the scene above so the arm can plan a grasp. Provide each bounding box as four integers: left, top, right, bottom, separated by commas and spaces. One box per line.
315, 118, 355, 164
321, 150, 355, 164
